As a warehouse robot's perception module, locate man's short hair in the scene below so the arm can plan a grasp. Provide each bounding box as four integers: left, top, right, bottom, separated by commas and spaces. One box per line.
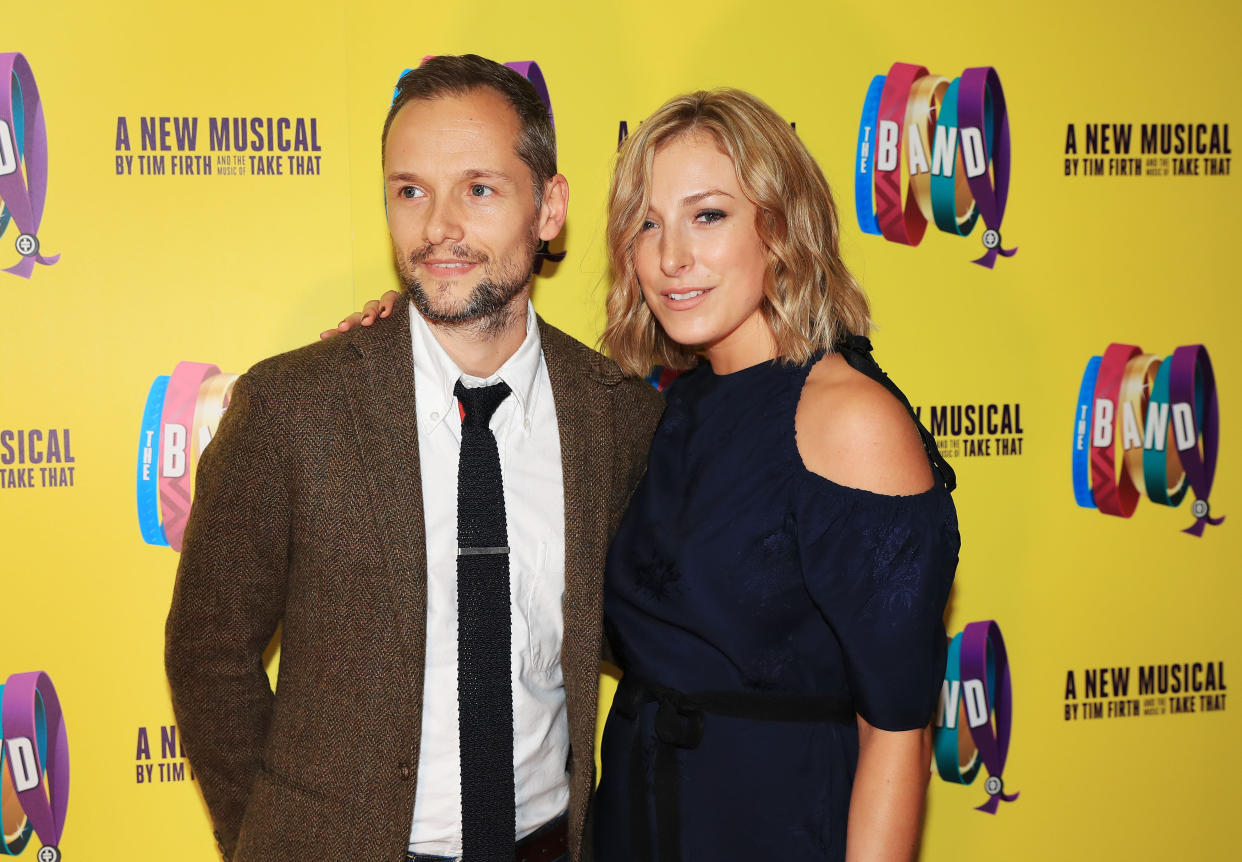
383, 54, 557, 207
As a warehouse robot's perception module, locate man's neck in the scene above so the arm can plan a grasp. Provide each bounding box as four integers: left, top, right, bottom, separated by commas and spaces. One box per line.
422, 295, 530, 379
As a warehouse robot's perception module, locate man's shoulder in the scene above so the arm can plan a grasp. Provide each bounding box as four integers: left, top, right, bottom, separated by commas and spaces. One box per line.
237, 337, 347, 409
242, 309, 406, 398
537, 317, 604, 373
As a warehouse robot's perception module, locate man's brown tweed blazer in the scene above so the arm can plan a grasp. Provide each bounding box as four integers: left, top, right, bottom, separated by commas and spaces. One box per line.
165, 300, 664, 862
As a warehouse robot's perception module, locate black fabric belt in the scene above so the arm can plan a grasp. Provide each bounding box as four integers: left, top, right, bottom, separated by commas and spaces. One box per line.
613, 673, 854, 862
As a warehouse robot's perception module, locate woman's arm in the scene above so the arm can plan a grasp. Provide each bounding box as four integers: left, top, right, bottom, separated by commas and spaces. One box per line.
796, 352, 939, 860
846, 719, 931, 861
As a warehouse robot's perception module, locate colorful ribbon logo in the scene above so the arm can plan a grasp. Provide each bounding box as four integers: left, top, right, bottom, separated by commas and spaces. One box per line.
0, 53, 58, 278
644, 366, 683, 392
1073, 343, 1224, 536
855, 63, 1016, 268
1, 672, 69, 860
934, 621, 1018, 813
136, 362, 239, 551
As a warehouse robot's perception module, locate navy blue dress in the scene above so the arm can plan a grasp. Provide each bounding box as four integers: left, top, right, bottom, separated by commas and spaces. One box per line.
595, 355, 959, 861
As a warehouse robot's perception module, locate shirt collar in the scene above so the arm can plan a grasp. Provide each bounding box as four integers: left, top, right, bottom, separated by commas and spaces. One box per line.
409, 299, 542, 432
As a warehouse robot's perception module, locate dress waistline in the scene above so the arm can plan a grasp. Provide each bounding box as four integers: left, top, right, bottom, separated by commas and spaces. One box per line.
612, 673, 854, 862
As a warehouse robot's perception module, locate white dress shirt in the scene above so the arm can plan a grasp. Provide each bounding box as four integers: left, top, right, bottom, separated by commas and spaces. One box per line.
407, 301, 569, 855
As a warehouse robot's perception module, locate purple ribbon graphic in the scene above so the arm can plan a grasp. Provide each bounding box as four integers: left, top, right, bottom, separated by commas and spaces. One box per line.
502, 61, 563, 274
1170, 344, 1224, 536
2, 671, 69, 850
959, 621, 1019, 813
504, 61, 554, 132
0, 52, 58, 277
956, 67, 1016, 269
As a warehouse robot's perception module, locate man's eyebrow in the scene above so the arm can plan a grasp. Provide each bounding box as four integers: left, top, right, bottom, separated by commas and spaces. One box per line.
384, 169, 516, 184
680, 189, 734, 207
462, 168, 515, 184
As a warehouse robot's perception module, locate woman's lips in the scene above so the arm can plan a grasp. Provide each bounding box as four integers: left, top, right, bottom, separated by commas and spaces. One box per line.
660, 287, 713, 310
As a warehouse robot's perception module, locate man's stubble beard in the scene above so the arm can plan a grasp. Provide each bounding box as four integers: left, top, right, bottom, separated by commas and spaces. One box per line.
398, 225, 539, 341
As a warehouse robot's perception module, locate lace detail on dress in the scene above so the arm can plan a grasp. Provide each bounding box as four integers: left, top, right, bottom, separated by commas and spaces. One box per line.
633, 554, 683, 601
757, 511, 799, 568
861, 521, 925, 623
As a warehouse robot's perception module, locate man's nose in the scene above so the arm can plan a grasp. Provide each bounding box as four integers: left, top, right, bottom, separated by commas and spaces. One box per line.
424, 195, 465, 246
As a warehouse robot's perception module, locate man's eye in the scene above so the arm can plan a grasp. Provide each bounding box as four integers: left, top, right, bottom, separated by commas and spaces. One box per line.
696, 209, 726, 224
470, 184, 493, 197
399, 186, 422, 199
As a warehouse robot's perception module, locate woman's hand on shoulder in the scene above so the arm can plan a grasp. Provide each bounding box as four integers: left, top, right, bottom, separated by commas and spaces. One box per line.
796, 353, 933, 495
318, 290, 401, 339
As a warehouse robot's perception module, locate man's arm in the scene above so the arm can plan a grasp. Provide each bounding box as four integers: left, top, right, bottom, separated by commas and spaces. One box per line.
165, 373, 290, 860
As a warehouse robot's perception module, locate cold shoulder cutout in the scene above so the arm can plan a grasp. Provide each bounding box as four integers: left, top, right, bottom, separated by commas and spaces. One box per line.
795, 352, 935, 496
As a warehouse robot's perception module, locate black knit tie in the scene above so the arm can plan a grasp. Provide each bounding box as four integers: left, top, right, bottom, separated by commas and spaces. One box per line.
454, 379, 515, 861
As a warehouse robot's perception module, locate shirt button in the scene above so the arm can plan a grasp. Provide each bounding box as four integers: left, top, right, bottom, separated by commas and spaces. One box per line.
523, 419, 531, 432
430, 411, 440, 422
398, 761, 411, 780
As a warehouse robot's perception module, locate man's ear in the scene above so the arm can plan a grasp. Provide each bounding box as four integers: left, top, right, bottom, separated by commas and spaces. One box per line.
537, 174, 569, 242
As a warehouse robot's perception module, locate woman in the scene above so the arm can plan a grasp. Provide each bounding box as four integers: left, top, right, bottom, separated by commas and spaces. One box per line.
338, 88, 957, 862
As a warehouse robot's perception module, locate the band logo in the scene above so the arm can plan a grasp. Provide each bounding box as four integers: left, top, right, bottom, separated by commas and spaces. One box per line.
933, 621, 1017, 813
0, 53, 58, 278
855, 63, 1015, 268
1073, 343, 1223, 536
1, 672, 68, 860
136, 362, 239, 551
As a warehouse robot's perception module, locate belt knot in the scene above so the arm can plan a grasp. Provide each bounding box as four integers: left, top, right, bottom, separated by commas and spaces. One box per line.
654, 693, 705, 749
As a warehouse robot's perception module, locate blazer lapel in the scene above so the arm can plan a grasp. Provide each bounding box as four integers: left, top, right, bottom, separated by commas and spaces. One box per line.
338, 300, 429, 753
539, 320, 615, 749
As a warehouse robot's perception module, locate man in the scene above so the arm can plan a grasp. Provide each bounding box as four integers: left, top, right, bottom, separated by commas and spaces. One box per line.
166, 54, 663, 862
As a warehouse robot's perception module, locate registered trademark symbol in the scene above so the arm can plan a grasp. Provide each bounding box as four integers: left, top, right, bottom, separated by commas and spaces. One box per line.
984, 775, 1003, 796
982, 229, 1000, 250
15, 233, 39, 257
1192, 499, 1210, 519
37, 846, 61, 862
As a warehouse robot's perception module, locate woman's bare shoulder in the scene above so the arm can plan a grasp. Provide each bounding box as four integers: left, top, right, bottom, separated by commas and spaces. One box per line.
794, 353, 933, 495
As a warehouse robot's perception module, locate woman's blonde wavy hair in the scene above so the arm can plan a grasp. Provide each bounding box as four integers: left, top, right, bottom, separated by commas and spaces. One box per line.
603, 88, 871, 376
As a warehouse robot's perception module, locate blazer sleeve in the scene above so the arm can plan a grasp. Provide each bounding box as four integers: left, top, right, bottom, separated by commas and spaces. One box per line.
165, 372, 290, 860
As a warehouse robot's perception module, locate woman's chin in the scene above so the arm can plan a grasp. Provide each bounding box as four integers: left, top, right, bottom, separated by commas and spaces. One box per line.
657, 321, 717, 351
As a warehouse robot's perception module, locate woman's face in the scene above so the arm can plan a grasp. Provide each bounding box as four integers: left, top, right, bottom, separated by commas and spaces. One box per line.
634, 133, 772, 371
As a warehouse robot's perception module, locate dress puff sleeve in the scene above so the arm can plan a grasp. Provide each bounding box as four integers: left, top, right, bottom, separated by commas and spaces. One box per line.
795, 476, 960, 730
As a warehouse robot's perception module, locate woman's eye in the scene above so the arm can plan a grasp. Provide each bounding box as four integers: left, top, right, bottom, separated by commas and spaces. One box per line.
470, 184, 493, 197
696, 209, 726, 224
639, 219, 658, 232
399, 186, 422, 199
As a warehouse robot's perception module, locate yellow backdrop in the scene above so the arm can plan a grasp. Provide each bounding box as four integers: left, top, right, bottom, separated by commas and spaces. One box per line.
2, 0, 1238, 858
